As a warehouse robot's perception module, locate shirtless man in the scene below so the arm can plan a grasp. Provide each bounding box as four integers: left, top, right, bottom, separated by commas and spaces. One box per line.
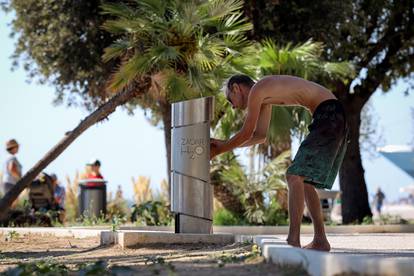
210, 74, 348, 252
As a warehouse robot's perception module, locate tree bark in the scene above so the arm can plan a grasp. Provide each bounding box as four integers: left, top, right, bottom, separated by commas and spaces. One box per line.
160, 101, 172, 199
339, 97, 372, 223
0, 78, 152, 221
213, 184, 245, 216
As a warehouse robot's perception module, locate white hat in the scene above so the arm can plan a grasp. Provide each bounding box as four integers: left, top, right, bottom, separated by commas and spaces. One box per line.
87, 158, 101, 166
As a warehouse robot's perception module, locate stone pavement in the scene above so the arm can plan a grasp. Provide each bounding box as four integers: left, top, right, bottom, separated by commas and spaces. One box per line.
252, 233, 414, 275
275, 233, 414, 259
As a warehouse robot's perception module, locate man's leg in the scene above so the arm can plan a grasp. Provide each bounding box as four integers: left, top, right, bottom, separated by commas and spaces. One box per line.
286, 174, 305, 247
303, 183, 331, 251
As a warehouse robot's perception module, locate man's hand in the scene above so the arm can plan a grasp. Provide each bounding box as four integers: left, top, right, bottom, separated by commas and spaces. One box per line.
210, 138, 226, 159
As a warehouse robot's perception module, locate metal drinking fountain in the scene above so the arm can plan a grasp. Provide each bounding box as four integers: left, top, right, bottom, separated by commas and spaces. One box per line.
171, 96, 214, 234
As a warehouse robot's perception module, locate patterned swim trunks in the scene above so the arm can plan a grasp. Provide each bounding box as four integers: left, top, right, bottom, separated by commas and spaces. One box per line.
286, 99, 348, 190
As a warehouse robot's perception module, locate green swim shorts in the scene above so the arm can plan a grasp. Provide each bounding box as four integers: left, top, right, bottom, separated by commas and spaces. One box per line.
286, 99, 349, 190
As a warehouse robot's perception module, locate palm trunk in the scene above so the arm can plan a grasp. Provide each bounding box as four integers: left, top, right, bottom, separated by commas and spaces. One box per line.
210, 159, 245, 216
339, 97, 372, 223
0, 78, 151, 221
213, 183, 245, 216
160, 101, 172, 199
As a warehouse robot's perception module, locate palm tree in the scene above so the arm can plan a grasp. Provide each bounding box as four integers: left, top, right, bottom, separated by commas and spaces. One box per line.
101, 0, 252, 192
0, 0, 252, 221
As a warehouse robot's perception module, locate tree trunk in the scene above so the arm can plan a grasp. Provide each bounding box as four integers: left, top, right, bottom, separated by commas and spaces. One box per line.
160, 101, 172, 199
0, 78, 152, 221
213, 184, 245, 216
339, 98, 372, 224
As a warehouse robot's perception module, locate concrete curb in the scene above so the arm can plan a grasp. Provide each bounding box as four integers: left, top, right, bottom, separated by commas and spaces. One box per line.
101, 230, 235, 248
213, 224, 414, 235
251, 235, 414, 276
118, 231, 235, 248
116, 224, 414, 234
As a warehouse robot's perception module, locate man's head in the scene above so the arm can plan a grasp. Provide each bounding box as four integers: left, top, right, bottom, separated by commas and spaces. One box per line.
225, 74, 255, 110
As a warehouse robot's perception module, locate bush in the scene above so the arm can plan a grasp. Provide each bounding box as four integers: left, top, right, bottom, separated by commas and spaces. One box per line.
1, 260, 134, 275
106, 185, 129, 221
130, 200, 172, 226
213, 208, 246, 226
264, 198, 288, 225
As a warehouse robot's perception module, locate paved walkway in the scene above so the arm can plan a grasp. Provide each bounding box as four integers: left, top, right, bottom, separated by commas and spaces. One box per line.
273, 233, 414, 259
256, 233, 414, 275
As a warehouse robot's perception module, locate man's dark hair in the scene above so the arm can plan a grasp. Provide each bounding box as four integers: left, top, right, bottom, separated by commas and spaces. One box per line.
227, 74, 255, 90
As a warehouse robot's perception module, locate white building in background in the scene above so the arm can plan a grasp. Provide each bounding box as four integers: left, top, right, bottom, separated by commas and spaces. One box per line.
378, 145, 414, 219
378, 145, 414, 179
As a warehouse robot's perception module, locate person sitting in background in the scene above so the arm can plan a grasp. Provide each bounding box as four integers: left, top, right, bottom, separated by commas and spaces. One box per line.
50, 174, 65, 209
2, 139, 22, 207
50, 173, 65, 223
86, 159, 104, 179
84, 159, 105, 187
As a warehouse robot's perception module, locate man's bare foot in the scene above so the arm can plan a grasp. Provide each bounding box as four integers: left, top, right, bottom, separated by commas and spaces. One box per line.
286, 238, 301, 248
303, 240, 331, 252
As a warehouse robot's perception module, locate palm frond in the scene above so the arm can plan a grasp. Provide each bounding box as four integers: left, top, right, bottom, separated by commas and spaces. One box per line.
148, 44, 184, 66
222, 34, 252, 54
262, 150, 290, 189
323, 61, 356, 80
109, 53, 153, 91
178, 2, 202, 26
165, 73, 197, 102
267, 106, 296, 142
220, 159, 248, 189
102, 18, 146, 34
101, 2, 136, 18
289, 40, 324, 61
216, 11, 253, 35
102, 40, 131, 62
201, 0, 244, 20
192, 36, 224, 71
134, 0, 168, 18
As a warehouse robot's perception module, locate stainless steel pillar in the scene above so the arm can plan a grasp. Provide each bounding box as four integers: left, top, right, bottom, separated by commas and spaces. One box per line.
171, 97, 214, 234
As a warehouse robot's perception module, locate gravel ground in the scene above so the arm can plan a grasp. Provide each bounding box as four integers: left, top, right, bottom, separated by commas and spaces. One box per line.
0, 233, 308, 275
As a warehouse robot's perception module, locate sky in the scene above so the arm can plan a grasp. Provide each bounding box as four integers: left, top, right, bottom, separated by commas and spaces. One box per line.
1, 12, 413, 203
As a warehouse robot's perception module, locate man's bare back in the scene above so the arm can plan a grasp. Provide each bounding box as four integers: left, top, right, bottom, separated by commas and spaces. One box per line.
254, 75, 336, 114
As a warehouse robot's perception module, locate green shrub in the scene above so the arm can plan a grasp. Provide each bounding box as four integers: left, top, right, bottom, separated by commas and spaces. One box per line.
362, 215, 373, 225
131, 200, 172, 226
77, 211, 108, 226
106, 185, 129, 221
2, 260, 69, 275
264, 198, 288, 225
213, 208, 246, 226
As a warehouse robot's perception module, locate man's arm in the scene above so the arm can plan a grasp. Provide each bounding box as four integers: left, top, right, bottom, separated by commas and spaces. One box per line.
218, 89, 263, 153
240, 104, 272, 147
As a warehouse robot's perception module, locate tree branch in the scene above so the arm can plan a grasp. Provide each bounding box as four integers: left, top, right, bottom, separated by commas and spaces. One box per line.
0, 76, 151, 222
